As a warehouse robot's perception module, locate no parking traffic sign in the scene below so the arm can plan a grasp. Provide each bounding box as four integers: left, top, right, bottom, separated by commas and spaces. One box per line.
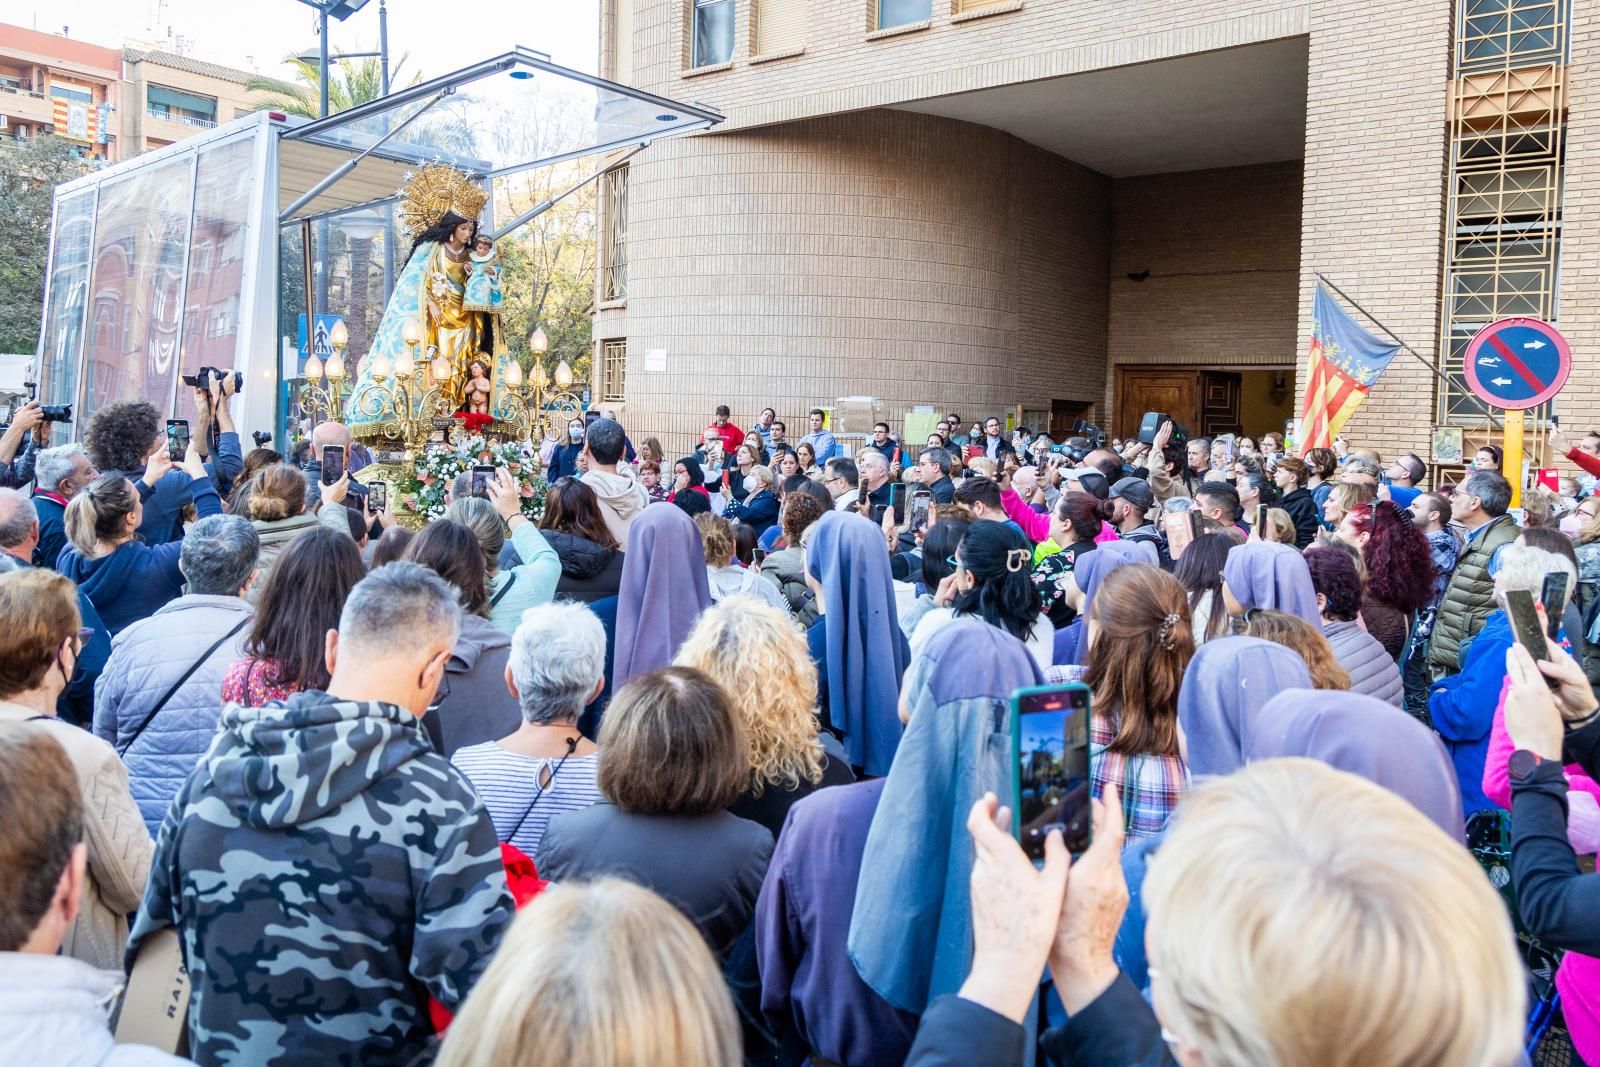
1463, 317, 1572, 410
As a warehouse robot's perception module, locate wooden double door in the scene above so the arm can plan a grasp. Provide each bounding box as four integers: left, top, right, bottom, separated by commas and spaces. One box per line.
1115, 367, 1244, 441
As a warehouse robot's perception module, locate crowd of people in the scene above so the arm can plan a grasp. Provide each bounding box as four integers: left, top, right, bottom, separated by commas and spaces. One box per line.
2, 386, 1599, 1067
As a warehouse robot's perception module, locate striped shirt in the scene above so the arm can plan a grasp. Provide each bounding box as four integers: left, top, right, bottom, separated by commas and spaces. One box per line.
1090, 713, 1187, 842
452, 743, 605, 859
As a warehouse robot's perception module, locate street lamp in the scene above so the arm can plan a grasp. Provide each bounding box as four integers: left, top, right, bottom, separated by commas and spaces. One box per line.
292, 0, 385, 118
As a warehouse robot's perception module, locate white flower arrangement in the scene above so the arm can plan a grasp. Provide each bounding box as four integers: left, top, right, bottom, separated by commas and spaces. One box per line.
399, 432, 545, 522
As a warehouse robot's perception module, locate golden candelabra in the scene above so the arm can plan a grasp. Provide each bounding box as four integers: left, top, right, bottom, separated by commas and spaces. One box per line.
299, 320, 350, 425
341, 317, 463, 450
497, 326, 584, 442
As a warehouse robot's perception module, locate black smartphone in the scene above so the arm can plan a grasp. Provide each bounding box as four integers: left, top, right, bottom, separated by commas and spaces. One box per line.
470, 464, 496, 498
1010, 682, 1093, 860
320, 445, 345, 486
1255, 504, 1269, 535
1543, 572, 1571, 640
1506, 588, 1558, 690
368, 481, 387, 513
909, 489, 933, 533
165, 419, 189, 463
888, 482, 908, 526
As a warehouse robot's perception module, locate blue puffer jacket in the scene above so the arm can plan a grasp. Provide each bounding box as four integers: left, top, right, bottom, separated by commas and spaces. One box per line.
93, 594, 255, 834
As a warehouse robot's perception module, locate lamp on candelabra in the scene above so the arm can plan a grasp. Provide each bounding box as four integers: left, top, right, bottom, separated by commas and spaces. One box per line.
298, 321, 350, 425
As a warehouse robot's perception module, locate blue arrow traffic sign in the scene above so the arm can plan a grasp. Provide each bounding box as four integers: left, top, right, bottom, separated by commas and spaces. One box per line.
1462, 317, 1572, 411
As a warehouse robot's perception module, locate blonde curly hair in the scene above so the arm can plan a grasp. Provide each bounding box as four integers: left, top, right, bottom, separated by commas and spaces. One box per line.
675, 598, 825, 795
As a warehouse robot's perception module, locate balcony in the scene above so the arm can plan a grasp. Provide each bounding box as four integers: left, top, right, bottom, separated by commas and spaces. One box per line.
146, 106, 216, 130
0, 84, 55, 126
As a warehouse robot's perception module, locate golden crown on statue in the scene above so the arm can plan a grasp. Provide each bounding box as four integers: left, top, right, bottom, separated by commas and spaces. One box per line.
399, 163, 490, 237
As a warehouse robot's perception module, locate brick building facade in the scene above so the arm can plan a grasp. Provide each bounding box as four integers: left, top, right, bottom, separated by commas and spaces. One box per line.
597, 0, 1572, 467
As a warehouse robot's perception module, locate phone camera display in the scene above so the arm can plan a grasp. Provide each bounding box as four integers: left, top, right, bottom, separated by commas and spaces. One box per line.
1017, 692, 1092, 859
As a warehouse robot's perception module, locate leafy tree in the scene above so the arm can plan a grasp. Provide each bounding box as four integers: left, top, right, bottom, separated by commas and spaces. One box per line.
244, 54, 415, 119
0, 134, 93, 353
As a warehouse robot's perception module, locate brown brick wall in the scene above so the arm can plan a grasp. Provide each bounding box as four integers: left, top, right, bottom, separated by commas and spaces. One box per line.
1295, 0, 1450, 461
1553, 9, 1600, 461
610, 109, 1109, 455
1106, 161, 1304, 419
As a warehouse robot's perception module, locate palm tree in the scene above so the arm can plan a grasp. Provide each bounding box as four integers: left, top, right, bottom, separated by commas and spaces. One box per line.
244, 54, 413, 119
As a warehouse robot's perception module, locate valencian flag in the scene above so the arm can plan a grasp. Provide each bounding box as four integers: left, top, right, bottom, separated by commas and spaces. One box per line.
1298, 283, 1401, 454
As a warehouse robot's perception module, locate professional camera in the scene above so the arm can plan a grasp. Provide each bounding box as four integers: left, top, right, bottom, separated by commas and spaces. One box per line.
182, 366, 243, 393
1071, 419, 1109, 452
251, 430, 273, 448
1138, 411, 1189, 449
1057, 436, 1094, 464
39, 404, 72, 423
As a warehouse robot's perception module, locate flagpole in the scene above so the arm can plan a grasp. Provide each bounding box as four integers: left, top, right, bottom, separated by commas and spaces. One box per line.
1312, 273, 1452, 388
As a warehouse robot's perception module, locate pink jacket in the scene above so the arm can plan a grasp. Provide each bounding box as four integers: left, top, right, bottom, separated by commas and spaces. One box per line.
1000, 489, 1120, 546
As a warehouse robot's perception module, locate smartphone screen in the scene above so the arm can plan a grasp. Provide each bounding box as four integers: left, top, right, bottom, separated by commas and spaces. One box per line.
470, 464, 495, 498
368, 481, 387, 513
888, 483, 907, 526
1164, 510, 1197, 560
910, 490, 932, 533
1542, 572, 1571, 639
165, 420, 189, 463
1255, 504, 1268, 535
320, 445, 345, 486
1506, 588, 1555, 688
1011, 683, 1093, 859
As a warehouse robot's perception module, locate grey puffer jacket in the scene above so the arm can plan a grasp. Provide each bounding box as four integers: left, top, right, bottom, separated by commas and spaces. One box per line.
93, 594, 255, 835
760, 546, 819, 629
1322, 620, 1404, 707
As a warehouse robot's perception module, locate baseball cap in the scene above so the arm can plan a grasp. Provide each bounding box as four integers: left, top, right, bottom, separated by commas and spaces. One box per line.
1109, 477, 1155, 512
1064, 468, 1110, 500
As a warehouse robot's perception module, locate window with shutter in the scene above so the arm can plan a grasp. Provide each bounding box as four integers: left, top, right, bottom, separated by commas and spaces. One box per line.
754, 0, 805, 55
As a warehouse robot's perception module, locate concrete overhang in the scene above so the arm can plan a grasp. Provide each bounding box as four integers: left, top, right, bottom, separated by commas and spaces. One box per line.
894, 37, 1308, 177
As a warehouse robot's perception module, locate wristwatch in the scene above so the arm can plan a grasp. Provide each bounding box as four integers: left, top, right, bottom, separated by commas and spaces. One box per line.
1509, 748, 1552, 784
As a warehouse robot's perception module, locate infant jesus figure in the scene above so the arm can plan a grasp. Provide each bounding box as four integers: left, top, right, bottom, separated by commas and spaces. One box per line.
463, 357, 493, 416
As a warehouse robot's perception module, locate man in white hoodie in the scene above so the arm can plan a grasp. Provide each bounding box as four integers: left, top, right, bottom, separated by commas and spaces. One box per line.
580, 418, 651, 549
0, 724, 189, 1065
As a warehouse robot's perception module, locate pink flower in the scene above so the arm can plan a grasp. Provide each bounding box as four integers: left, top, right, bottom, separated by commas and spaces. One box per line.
508, 463, 522, 474
405, 495, 418, 508
420, 473, 435, 485
519, 483, 535, 499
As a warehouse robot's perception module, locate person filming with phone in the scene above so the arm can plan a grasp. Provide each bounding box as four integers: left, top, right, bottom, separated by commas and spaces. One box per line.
56, 442, 224, 637
81, 372, 243, 545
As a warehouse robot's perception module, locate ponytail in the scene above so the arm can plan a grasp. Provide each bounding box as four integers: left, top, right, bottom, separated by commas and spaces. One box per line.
1056, 491, 1114, 545
952, 520, 1043, 641
65, 474, 138, 554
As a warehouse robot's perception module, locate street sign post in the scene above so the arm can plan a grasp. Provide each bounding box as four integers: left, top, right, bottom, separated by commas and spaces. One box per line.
1462, 317, 1573, 508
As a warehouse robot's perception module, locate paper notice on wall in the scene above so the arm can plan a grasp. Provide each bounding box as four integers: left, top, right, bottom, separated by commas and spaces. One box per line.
903, 411, 942, 447
643, 349, 667, 372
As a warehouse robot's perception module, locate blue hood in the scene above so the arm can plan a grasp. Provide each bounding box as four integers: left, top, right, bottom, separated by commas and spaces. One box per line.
56, 542, 145, 607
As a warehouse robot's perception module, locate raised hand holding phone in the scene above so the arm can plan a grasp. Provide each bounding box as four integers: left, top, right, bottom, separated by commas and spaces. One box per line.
141, 447, 174, 488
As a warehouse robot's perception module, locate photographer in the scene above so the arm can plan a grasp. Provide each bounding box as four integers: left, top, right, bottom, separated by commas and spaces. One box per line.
81, 372, 243, 545
0, 400, 45, 490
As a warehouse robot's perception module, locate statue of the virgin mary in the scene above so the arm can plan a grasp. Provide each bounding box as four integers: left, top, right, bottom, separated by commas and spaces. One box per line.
346, 164, 509, 439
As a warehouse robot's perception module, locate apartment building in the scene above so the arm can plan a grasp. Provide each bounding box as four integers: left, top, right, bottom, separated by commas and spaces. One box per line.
593, 0, 1587, 468
0, 23, 270, 163
0, 23, 119, 160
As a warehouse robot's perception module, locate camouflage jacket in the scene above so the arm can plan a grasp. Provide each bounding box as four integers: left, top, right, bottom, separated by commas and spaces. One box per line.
127, 692, 513, 1066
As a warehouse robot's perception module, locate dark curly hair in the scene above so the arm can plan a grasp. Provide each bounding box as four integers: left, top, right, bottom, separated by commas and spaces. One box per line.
1304, 545, 1363, 622
1347, 501, 1433, 613
84, 400, 162, 474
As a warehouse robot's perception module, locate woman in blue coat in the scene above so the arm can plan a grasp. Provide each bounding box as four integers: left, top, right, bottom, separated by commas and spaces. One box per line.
56, 448, 224, 637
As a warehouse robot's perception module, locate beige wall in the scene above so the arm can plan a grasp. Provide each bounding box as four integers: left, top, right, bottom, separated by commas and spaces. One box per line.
123, 59, 270, 155
605, 108, 1109, 455
1106, 159, 1303, 414
1550, 8, 1600, 468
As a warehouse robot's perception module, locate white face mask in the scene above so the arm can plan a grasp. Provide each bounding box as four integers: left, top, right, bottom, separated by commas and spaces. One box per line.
569, 426, 583, 440
743, 476, 759, 494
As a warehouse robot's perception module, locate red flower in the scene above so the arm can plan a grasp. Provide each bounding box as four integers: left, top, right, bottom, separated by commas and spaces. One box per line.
455, 412, 495, 433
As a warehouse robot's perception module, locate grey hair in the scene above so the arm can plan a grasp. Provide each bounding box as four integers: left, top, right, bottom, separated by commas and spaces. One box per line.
508, 602, 607, 724
1462, 470, 1512, 518
180, 515, 261, 595
920, 446, 952, 476
1494, 544, 1577, 614
0, 489, 36, 550
338, 561, 461, 655
34, 444, 87, 494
